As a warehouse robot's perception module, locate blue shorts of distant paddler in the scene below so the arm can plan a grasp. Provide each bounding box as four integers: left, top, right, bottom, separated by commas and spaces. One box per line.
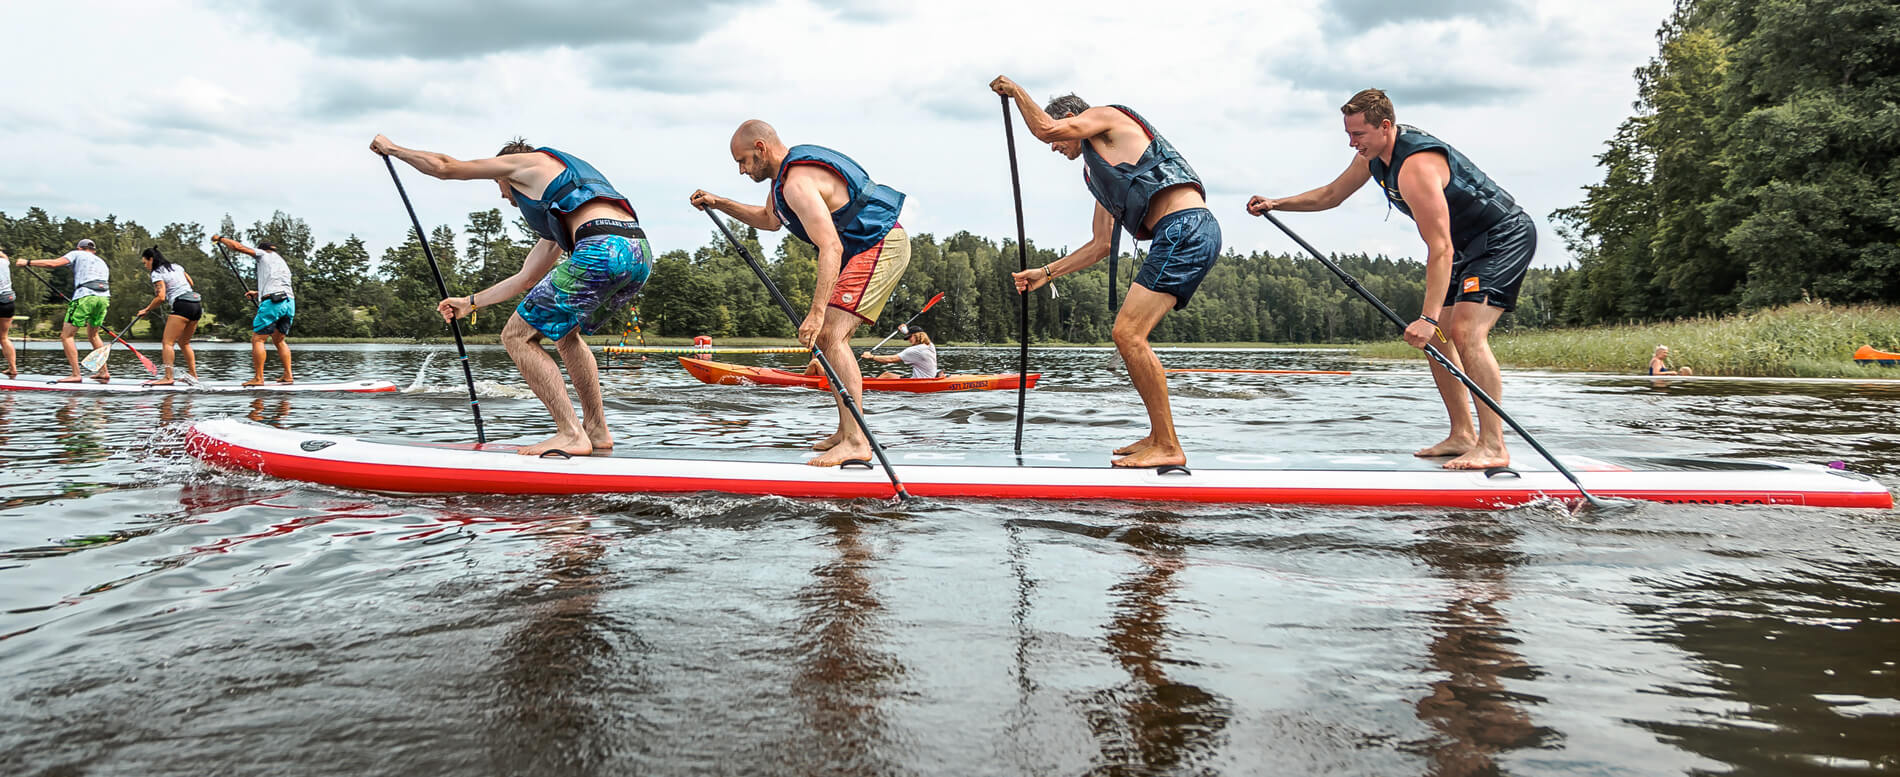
516, 220, 653, 342
1134, 207, 1221, 310
253, 297, 295, 335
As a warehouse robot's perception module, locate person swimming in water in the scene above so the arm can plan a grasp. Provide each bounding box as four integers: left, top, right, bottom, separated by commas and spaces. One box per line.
1648, 345, 1692, 376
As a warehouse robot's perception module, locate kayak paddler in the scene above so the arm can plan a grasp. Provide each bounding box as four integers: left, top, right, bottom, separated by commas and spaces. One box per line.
1247, 88, 1535, 470
991, 76, 1221, 469
689, 120, 913, 467
15, 238, 112, 383
862, 328, 939, 379
210, 235, 298, 386
372, 135, 654, 457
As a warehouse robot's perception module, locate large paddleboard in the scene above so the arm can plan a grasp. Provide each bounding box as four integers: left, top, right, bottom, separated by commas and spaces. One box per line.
603, 345, 811, 355
185, 419, 1893, 509
1, 376, 399, 394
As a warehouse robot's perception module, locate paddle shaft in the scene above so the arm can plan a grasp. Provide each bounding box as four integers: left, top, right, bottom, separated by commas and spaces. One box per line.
13, 262, 156, 375
1263, 213, 1610, 508
1001, 95, 1032, 454
703, 209, 910, 501
211, 241, 258, 311
382, 155, 487, 444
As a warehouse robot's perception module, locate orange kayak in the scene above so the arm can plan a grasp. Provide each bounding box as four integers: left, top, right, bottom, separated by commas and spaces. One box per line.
1853, 345, 1899, 366
678, 357, 1040, 393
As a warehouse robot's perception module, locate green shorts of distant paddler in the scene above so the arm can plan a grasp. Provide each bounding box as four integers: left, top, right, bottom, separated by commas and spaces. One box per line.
65, 295, 108, 328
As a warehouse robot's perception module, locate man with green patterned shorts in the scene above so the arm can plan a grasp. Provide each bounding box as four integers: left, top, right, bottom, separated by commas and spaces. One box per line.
16, 238, 112, 382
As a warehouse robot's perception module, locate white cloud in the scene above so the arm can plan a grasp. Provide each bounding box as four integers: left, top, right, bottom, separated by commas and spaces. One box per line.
0, 0, 1668, 280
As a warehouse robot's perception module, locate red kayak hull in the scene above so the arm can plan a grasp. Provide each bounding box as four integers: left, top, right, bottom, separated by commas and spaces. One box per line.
678, 357, 1039, 393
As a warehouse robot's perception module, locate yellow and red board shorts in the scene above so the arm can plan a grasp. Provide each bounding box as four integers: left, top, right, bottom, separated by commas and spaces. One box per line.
829, 226, 910, 324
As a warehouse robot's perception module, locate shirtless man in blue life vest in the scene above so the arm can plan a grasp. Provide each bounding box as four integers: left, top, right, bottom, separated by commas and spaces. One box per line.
991, 75, 1222, 469
1247, 89, 1537, 470
371, 135, 653, 457
689, 120, 912, 468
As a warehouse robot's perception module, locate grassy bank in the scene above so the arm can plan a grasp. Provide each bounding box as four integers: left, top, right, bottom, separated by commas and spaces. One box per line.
1354, 303, 1900, 378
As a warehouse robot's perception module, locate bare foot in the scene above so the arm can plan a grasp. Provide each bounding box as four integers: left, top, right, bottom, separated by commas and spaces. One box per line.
811, 431, 845, 451
1114, 435, 1155, 456
585, 421, 614, 451
91, 373, 110, 384
55, 375, 84, 384
1414, 434, 1477, 458
277, 374, 294, 384
810, 441, 872, 467
518, 432, 594, 457
1112, 446, 1186, 469
1444, 443, 1510, 470
145, 378, 176, 386
241, 378, 265, 387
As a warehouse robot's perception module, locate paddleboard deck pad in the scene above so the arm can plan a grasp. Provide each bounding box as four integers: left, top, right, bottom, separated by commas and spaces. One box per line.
185, 419, 1892, 509
2, 376, 399, 394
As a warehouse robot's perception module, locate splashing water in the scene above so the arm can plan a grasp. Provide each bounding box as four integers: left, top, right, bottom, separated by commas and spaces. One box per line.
402, 351, 437, 393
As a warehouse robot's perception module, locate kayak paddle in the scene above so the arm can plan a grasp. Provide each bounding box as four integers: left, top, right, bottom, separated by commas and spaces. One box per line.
864, 291, 944, 353
13, 262, 157, 377
1260, 212, 1624, 510
702, 208, 910, 502
1000, 94, 1033, 455
381, 154, 487, 444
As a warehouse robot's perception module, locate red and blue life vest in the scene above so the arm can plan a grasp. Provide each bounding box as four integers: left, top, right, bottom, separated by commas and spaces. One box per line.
771, 145, 905, 261
510, 147, 636, 253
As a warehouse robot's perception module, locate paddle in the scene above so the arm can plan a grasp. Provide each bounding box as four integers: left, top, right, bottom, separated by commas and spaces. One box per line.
381, 155, 487, 444
701, 208, 910, 501
13, 262, 157, 377
210, 239, 258, 311
864, 291, 945, 353
1261, 212, 1621, 510
1000, 94, 1033, 454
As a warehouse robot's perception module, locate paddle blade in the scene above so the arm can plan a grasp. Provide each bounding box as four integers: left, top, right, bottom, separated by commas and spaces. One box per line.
919, 292, 945, 313
81, 345, 110, 374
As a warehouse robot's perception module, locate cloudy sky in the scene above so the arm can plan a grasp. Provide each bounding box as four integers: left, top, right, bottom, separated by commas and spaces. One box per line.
0, 0, 1665, 270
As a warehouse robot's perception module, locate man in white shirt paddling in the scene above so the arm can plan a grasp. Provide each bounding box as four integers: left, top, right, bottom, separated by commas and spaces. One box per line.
211, 235, 297, 386
15, 238, 112, 383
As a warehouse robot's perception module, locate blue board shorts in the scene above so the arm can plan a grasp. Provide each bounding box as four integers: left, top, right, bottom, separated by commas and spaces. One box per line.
1446, 210, 1536, 311
1134, 207, 1221, 310
517, 221, 653, 342
253, 297, 295, 335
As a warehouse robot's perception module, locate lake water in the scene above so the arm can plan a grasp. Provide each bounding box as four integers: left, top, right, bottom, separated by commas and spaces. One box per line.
2, 343, 1896, 776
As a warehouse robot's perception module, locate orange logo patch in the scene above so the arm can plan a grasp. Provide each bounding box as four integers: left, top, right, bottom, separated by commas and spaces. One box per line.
1462, 277, 1481, 293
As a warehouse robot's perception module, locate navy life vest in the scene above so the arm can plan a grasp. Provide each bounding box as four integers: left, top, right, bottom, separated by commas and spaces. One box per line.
1081, 106, 1204, 240
1367, 126, 1521, 249
510, 147, 636, 253
772, 145, 906, 261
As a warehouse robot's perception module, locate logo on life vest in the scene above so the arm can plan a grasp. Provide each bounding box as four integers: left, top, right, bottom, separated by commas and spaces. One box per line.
841, 293, 854, 303
1462, 277, 1481, 293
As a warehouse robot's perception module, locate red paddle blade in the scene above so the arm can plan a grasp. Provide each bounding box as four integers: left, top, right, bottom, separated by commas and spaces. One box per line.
919, 292, 945, 313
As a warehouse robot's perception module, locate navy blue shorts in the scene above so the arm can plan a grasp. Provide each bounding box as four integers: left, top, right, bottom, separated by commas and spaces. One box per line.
1134, 207, 1221, 310
1446, 210, 1536, 311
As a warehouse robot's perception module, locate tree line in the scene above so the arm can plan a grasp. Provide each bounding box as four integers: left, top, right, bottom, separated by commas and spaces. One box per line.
1547, 0, 1899, 324
0, 205, 1577, 345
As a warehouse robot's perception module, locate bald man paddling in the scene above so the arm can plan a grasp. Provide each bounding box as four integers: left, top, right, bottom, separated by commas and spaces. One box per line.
1248, 89, 1535, 470
991, 75, 1221, 469
372, 135, 653, 457
689, 121, 911, 467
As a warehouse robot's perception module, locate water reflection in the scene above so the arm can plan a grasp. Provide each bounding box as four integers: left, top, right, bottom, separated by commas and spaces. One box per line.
1410, 516, 1552, 776
1085, 516, 1231, 773
485, 521, 619, 776
54, 396, 106, 463
786, 511, 901, 775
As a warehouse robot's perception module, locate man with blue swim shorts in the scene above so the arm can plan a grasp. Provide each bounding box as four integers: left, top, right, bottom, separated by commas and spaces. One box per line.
211, 235, 299, 386
373, 135, 652, 457
992, 75, 1222, 469
1248, 88, 1535, 471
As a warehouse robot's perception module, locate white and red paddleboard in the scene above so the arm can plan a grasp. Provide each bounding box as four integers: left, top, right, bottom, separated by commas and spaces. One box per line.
184, 419, 1893, 509
2, 376, 399, 394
